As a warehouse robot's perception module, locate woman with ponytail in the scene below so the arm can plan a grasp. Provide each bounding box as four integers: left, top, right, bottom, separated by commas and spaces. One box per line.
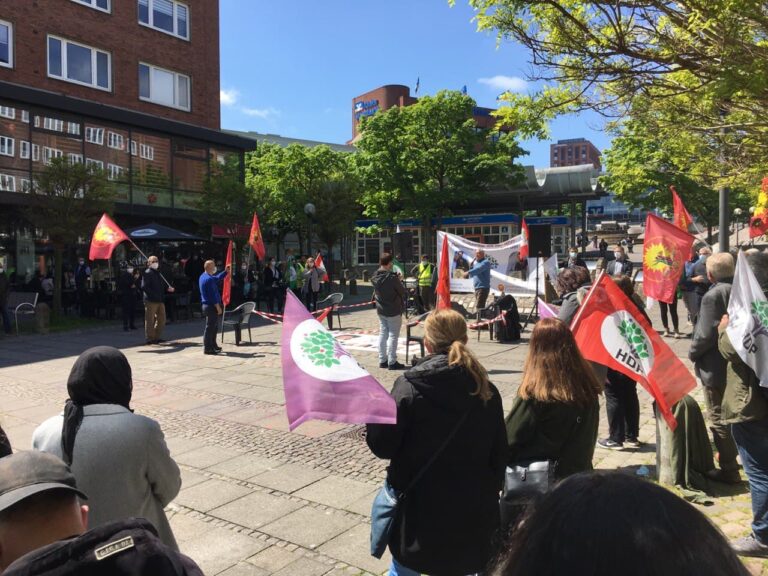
32, 346, 180, 549
367, 309, 507, 576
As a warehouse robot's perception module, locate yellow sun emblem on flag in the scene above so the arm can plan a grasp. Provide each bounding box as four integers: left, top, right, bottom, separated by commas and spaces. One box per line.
644, 241, 677, 274
94, 226, 118, 243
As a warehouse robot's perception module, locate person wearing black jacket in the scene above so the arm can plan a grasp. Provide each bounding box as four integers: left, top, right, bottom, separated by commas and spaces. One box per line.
367, 309, 507, 576
142, 256, 174, 345
117, 265, 137, 331
371, 253, 407, 370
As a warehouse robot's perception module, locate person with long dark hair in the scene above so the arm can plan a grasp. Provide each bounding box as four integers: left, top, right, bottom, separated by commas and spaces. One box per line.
32, 346, 181, 549
367, 309, 507, 576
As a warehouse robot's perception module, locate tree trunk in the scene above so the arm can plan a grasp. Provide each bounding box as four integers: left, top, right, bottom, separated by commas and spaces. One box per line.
53, 244, 63, 319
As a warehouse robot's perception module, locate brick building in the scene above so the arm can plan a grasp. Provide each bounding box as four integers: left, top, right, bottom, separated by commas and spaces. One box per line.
0, 0, 253, 281
550, 138, 601, 170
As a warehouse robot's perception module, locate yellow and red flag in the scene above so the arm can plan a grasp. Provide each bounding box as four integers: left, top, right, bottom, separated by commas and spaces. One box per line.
642, 214, 694, 304
89, 213, 129, 260
519, 218, 530, 259
436, 235, 451, 310
670, 186, 694, 232
222, 240, 233, 307
248, 213, 266, 261
750, 177, 768, 239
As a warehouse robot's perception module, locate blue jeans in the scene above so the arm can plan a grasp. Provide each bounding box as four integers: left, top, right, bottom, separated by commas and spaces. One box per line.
731, 418, 768, 544
390, 558, 420, 576
378, 314, 402, 365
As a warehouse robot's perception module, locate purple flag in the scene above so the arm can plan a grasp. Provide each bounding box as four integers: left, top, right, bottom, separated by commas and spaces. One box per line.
538, 298, 560, 319
281, 290, 397, 431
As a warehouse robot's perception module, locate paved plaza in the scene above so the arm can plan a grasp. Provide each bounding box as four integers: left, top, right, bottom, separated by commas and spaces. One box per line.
0, 291, 766, 575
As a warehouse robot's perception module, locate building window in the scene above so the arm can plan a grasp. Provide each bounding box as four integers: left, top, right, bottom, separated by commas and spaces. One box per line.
86, 158, 103, 170
71, 0, 110, 12
43, 147, 63, 164
0, 106, 14, 119
21, 110, 29, 123
31, 144, 39, 162
68, 153, 84, 164
0, 136, 14, 157
67, 122, 81, 136
140, 143, 154, 160
0, 174, 15, 192
130, 140, 138, 156
107, 163, 124, 180
138, 0, 189, 40
20, 140, 30, 159
20, 178, 31, 193
0, 20, 12, 68
107, 131, 124, 150
139, 63, 190, 111
43, 117, 65, 132
47, 35, 111, 91
85, 127, 104, 145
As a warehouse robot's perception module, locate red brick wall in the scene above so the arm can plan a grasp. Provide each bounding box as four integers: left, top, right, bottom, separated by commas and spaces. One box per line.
0, 0, 220, 129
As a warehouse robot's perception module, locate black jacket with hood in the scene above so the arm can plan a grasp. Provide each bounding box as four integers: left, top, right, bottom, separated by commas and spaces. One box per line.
367, 354, 507, 575
371, 267, 406, 317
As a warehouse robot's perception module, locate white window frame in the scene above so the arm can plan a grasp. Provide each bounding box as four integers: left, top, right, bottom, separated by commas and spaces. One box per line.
107, 163, 124, 180
71, 0, 111, 13
0, 106, 15, 119
86, 158, 103, 170
140, 143, 154, 160
20, 178, 31, 193
107, 131, 124, 150
68, 153, 84, 164
43, 146, 63, 164
0, 136, 14, 157
0, 174, 15, 192
138, 0, 189, 41
20, 140, 29, 159
85, 127, 104, 145
138, 62, 190, 111
31, 144, 40, 162
0, 20, 12, 69
21, 110, 29, 123
47, 35, 112, 92
43, 117, 64, 132
130, 139, 138, 156
67, 122, 81, 136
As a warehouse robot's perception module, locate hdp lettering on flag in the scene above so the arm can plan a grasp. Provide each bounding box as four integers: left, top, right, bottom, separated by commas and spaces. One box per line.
572, 274, 696, 430
726, 253, 768, 388
89, 213, 129, 260
281, 290, 397, 430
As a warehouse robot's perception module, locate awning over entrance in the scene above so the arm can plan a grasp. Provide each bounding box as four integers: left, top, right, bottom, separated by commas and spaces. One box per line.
127, 223, 205, 241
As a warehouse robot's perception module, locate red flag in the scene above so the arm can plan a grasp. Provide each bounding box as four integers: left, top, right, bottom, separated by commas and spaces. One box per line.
519, 218, 530, 259
436, 235, 451, 310
89, 213, 129, 260
315, 252, 329, 282
222, 240, 233, 307
670, 186, 694, 232
642, 214, 694, 304
750, 177, 768, 239
248, 213, 266, 261
572, 274, 696, 430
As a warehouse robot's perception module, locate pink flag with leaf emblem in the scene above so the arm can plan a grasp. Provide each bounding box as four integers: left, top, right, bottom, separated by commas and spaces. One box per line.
281, 290, 397, 431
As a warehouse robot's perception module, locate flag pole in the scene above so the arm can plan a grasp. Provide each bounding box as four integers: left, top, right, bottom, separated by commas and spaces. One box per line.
128, 239, 173, 289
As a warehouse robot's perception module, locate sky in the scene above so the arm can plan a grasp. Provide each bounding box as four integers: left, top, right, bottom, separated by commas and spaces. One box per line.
219, 0, 612, 168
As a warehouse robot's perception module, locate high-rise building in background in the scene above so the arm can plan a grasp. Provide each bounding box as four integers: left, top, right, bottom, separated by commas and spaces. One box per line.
550, 138, 601, 170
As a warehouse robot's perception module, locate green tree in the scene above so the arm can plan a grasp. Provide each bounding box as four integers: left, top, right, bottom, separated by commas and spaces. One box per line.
312, 171, 362, 266
196, 156, 256, 244
354, 90, 526, 256
27, 158, 115, 318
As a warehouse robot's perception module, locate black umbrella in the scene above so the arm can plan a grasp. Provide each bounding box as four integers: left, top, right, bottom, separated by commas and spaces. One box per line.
126, 223, 205, 242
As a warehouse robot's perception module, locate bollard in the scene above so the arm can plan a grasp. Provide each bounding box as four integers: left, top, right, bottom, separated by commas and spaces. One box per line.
349, 279, 358, 295
35, 302, 50, 334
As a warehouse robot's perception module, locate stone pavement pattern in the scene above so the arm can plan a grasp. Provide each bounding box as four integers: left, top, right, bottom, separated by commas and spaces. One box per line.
0, 298, 766, 575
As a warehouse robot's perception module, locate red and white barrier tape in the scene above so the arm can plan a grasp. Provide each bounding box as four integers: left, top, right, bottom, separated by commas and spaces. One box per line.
467, 313, 505, 330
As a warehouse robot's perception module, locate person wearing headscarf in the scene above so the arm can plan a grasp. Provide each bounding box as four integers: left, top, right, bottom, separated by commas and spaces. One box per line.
32, 346, 181, 549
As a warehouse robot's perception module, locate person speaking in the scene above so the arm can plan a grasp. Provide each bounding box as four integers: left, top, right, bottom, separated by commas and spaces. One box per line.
199, 260, 230, 355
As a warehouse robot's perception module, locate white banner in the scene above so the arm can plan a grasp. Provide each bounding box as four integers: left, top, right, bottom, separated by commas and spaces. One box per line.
436, 231, 544, 296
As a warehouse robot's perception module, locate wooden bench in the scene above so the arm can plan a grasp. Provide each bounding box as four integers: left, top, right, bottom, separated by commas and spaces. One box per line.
6, 292, 38, 335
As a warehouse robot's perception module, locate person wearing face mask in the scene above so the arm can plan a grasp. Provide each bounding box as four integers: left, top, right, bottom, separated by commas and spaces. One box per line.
605, 245, 633, 277
263, 257, 282, 313
141, 256, 175, 345
410, 254, 434, 313
561, 248, 587, 269
0, 262, 11, 335
117, 264, 137, 332
199, 259, 230, 355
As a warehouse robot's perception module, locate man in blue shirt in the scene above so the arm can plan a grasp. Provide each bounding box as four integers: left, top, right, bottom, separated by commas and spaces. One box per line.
464, 249, 492, 310
199, 259, 230, 355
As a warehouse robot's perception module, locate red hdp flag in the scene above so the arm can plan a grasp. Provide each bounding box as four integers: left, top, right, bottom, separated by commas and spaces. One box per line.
519, 218, 530, 259
642, 214, 694, 304
571, 274, 696, 430
248, 213, 266, 261
89, 213, 129, 260
436, 235, 451, 310
750, 177, 768, 239
315, 252, 329, 281
222, 240, 233, 307
670, 186, 694, 232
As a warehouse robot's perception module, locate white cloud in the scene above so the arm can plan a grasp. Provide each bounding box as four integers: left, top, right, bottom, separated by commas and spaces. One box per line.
478, 75, 528, 93
241, 106, 280, 120
220, 88, 239, 106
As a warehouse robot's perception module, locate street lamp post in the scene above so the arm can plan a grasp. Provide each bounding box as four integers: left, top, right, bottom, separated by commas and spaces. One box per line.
304, 203, 316, 256
734, 208, 743, 246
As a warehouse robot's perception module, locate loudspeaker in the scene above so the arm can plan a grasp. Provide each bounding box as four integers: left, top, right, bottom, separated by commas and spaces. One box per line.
528, 224, 552, 257
393, 231, 414, 262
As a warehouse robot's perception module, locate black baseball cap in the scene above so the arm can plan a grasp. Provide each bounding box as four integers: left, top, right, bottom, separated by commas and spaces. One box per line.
0, 451, 87, 513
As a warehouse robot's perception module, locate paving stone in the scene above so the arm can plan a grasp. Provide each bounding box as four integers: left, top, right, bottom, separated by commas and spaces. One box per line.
294, 475, 378, 509
319, 523, 391, 574
272, 557, 333, 576
167, 511, 212, 544
210, 490, 304, 529
180, 467, 210, 490
175, 479, 252, 513
165, 435, 206, 457
206, 454, 283, 480
251, 463, 328, 493
174, 445, 244, 469
246, 545, 306, 572
218, 563, 270, 576
261, 507, 358, 549
182, 526, 268, 576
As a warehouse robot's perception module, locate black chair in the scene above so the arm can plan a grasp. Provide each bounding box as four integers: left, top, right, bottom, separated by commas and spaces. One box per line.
405, 311, 430, 365
222, 302, 256, 345
316, 292, 344, 330
476, 302, 498, 341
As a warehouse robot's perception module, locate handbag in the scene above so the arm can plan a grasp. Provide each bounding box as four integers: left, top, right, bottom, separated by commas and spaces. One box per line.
369, 408, 472, 558
500, 460, 556, 530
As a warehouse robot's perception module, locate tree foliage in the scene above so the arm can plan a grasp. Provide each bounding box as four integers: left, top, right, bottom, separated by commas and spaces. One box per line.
27, 158, 115, 317
196, 156, 256, 241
